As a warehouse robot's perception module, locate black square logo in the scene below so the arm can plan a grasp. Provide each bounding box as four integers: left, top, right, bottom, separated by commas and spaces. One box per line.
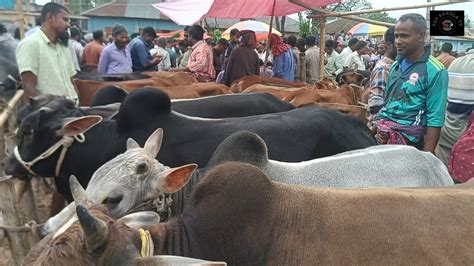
430, 10, 465, 36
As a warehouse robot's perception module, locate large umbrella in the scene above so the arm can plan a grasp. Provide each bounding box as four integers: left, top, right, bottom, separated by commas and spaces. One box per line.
222, 20, 282, 41
348, 23, 388, 37
152, 0, 339, 26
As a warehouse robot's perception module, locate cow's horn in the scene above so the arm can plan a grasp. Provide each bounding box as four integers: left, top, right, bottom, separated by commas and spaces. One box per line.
76, 204, 109, 253
70, 175, 87, 206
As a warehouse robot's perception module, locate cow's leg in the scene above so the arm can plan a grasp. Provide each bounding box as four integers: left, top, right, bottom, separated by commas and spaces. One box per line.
50, 189, 66, 216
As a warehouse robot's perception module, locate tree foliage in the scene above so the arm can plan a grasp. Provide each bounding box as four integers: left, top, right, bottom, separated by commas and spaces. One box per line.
298, 12, 315, 38
301, 0, 397, 35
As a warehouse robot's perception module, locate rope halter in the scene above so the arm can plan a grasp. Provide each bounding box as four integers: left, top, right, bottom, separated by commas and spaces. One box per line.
13, 133, 85, 177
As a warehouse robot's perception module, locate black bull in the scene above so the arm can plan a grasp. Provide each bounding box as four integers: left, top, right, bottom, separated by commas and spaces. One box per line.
5, 88, 376, 201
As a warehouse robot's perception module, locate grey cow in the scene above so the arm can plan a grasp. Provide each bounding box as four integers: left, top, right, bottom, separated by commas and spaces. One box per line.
173, 131, 454, 214
42, 128, 197, 237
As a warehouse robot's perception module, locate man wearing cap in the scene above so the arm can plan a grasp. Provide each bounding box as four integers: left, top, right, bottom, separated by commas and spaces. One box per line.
16, 2, 78, 101
98, 24, 132, 74
129, 26, 161, 72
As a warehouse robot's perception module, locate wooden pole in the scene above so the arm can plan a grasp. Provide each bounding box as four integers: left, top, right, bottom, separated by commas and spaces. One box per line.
319, 17, 326, 81
0, 90, 24, 127
0, 176, 31, 266
16, 0, 25, 39
289, 0, 395, 27
263, 0, 277, 76
307, 0, 461, 18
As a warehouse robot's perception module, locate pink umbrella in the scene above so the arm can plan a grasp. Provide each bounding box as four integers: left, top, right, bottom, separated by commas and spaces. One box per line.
152, 0, 339, 25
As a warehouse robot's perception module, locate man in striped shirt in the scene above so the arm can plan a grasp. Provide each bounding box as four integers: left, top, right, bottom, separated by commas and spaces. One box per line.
435, 48, 474, 165
375, 14, 448, 153
367, 26, 396, 128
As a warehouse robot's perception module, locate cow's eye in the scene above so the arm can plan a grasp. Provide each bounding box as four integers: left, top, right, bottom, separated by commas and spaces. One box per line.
23, 129, 34, 136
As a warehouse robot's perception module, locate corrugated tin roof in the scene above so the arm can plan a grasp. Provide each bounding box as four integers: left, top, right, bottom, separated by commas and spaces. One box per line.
325, 18, 358, 34
83, 0, 166, 19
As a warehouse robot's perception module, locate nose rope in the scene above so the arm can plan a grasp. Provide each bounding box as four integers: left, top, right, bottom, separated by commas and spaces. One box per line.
13, 134, 85, 177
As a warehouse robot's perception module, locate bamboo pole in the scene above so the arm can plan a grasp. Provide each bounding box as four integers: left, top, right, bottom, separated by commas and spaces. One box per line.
264, 0, 277, 67
16, 0, 25, 39
0, 90, 24, 128
289, 0, 395, 27
307, 1, 461, 18
319, 17, 326, 81
0, 176, 31, 266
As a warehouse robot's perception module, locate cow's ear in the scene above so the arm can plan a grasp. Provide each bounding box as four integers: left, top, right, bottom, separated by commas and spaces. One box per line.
62, 115, 102, 136
81, 103, 121, 121
144, 128, 163, 158
156, 164, 197, 193
117, 211, 160, 230
126, 138, 140, 150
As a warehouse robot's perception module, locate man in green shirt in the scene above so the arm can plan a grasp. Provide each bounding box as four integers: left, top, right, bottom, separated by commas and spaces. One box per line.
15, 2, 78, 216
16, 2, 78, 102
375, 13, 448, 153
324, 39, 343, 78
177, 26, 192, 68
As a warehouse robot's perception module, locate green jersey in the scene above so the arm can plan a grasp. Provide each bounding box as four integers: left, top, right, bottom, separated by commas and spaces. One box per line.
377, 47, 448, 142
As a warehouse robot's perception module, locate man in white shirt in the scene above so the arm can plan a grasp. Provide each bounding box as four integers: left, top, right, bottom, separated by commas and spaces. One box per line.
343, 40, 368, 71
70, 27, 83, 65
150, 37, 171, 71
256, 44, 272, 63
339, 37, 358, 66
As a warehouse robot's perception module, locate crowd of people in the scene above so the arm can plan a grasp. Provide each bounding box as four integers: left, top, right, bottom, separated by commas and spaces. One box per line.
5, 3, 474, 183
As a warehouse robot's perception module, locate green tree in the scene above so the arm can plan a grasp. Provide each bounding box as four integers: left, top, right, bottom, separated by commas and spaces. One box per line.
298, 12, 315, 38
301, 0, 397, 34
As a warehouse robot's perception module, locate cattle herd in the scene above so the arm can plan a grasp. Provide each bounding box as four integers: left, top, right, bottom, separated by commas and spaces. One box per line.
1, 71, 472, 265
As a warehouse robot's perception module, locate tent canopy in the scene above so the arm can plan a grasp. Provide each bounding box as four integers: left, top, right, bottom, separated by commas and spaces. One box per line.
152, 0, 339, 25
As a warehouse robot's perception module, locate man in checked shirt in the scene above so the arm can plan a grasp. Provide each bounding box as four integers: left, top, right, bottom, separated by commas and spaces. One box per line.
367, 26, 396, 129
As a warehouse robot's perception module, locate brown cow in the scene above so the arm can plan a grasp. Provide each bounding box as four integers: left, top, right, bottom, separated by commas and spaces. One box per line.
301, 102, 368, 124
143, 71, 198, 86
243, 83, 363, 107
230, 75, 307, 93
75, 79, 230, 106
25, 162, 474, 265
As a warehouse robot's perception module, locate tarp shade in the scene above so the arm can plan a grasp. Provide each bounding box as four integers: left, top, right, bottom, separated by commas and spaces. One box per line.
152, 0, 340, 25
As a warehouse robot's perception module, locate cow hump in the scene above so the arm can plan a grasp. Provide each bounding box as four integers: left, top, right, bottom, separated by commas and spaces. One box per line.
206, 131, 269, 170
116, 88, 171, 132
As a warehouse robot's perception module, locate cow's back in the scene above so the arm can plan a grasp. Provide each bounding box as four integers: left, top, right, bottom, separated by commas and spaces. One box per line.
172, 93, 294, 118
146, 106, 376, 167
265, 145, 454, 187
186, 162, 474, 265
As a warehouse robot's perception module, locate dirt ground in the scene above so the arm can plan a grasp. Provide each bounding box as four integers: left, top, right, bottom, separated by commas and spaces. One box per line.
0, 178, 52, 266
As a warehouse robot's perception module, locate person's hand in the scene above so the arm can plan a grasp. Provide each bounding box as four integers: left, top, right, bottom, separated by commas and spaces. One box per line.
151, 56, 162, 65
